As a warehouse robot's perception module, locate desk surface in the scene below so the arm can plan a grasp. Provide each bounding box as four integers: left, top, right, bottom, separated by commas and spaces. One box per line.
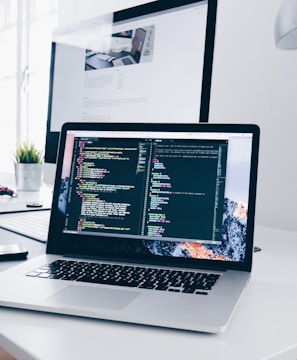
0, 185, 52, 214
1, 225, 297, 360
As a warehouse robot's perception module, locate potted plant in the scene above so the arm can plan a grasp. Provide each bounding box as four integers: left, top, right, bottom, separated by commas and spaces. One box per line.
14, 142, 44, 191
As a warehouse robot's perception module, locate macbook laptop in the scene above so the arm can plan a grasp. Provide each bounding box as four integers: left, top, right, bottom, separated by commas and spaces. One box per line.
0, 122, 260, 333
112, 28, 146, 66
85, 28, 146, 69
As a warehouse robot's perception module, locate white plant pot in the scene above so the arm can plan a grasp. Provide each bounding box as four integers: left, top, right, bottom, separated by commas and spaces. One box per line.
14, 163, 43, 191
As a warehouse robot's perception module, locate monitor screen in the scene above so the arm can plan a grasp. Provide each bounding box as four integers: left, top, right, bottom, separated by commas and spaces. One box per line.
45, 0, 217, 163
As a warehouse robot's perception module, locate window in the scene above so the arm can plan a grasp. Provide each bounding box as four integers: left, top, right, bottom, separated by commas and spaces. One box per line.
0, 0, 17, 173
0, 0, 58, 173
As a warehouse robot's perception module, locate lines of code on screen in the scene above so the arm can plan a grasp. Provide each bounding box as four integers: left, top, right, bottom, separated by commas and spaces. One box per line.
64, 137, 228, 244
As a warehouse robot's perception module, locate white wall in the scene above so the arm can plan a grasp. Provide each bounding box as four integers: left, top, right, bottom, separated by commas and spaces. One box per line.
210, 0, 297, 231
57, 0, 297, 232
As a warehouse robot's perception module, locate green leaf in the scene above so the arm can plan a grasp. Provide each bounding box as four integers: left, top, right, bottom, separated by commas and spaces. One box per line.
14, 142, 43, 163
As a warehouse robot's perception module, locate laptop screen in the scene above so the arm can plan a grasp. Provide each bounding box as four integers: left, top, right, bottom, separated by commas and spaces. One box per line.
48, 123, 259, 270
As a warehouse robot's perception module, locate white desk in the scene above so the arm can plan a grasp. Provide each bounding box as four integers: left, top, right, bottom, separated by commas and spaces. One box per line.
0, 181, 52, 272
0, 184, 52, 214
1, 225, 297, 360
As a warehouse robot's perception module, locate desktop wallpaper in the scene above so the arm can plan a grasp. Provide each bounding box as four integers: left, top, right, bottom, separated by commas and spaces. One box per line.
56, 133, 251, 263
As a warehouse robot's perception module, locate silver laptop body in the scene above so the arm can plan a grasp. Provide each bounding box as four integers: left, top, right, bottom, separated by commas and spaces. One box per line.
0, 122, 260, 333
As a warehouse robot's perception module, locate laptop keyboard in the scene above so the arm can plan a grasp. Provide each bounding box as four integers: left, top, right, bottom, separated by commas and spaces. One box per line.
27, 260, 220, 295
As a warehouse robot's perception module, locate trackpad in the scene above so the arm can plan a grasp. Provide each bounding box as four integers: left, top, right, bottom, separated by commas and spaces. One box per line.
46, 285, 140, 310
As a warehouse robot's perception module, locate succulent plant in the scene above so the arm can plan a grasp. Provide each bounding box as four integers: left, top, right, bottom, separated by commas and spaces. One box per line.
14, 142, 43, 163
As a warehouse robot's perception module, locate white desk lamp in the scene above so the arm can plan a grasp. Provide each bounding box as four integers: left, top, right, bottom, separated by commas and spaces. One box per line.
275, 0, 297, 49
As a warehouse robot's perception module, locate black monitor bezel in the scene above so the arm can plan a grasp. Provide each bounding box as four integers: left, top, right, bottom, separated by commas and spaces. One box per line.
45, 0, 218, 163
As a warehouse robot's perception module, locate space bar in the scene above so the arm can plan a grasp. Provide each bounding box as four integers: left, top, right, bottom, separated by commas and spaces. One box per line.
76, 276, 140, 287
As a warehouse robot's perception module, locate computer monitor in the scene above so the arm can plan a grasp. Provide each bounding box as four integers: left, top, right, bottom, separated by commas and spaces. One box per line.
45, 0, 217, 164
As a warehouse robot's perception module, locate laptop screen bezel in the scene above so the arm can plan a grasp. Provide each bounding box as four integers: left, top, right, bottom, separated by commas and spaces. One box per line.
47, 122, 260, 272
